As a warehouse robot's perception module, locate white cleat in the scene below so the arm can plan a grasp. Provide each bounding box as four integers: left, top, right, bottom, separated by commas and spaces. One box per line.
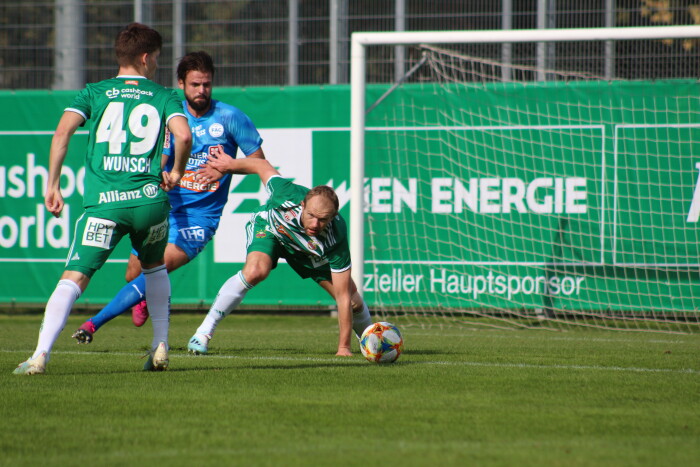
13, 351, 47, 375
187, 333, 211, 355
143, 342, 169, 371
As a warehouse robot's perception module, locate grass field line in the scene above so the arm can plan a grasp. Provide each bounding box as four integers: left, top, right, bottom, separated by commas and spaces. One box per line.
400, 330, 695, 345
3, 348, 697, 375
209, 327, 695, 345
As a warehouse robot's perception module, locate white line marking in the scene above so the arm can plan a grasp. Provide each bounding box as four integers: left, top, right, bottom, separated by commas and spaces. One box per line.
3, 349, 696, 374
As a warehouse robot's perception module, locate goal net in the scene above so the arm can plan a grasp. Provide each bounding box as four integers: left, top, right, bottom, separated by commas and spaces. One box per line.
351, 27, 700, 333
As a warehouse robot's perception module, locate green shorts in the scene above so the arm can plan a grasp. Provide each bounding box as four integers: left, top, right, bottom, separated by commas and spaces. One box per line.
65, 200, 170, 278
245, 214, 332, 284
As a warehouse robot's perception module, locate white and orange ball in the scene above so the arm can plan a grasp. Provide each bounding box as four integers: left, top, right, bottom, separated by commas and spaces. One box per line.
359, 322, 403, 363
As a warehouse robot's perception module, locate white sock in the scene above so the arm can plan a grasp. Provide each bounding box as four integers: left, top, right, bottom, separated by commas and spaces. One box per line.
34, 279, 82, 361
143, 264, 170, 350
196, 271, 252, 337
352, 299, 373, 337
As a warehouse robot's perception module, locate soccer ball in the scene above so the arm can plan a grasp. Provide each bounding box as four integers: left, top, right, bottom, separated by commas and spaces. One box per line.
359, 322, 403, 364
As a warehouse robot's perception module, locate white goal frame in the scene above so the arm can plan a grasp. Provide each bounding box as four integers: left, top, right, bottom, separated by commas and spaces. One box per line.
349, 25, 700, 293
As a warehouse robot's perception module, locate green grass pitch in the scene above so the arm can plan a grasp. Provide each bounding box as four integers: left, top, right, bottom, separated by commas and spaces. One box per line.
1, 312, 698, 466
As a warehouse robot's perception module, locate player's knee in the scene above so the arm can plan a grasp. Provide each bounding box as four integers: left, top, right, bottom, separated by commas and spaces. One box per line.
350, 292, 364, 313
163, 257, 184, 273
243, 264, 270, 285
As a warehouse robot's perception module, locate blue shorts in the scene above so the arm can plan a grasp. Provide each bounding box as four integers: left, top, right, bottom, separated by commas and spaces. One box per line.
131, 210, 218, 260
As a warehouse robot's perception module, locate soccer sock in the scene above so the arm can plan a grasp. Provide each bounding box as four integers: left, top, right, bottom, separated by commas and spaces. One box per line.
196, 271, 252, 337
34, 279, 82, 361
143, 265, 170, 350
90, 275, 146, 330
352, 299, 373, 337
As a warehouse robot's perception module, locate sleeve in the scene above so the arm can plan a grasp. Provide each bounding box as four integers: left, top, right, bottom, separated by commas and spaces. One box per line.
164, 91, 186, 125
327, 222, 352, 273
64, 86, 91, 122
265, 175, 291, 201
230, 108, 263, 156
265, 176, 308, 206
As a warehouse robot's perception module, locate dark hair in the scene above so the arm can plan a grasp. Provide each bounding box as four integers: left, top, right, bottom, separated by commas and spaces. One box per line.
114, 23, 162, 67
177, 51, 215, 82
304, 185, 339, 215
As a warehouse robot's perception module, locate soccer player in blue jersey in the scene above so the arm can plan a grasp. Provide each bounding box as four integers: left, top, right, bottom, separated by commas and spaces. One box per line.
71, 50, 265, 344
187, 156, 373, 357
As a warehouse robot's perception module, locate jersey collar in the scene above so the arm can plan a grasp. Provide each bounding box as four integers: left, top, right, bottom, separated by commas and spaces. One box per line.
116, 74, 149, 80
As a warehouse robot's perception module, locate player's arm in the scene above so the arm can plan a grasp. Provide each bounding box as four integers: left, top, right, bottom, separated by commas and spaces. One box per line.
162, 115, 192, 191
331, 268, 354, 356
246, 147, 265, 160
196, 145, 266, 183
46, 111, 84, 218
199, 149, 279, 185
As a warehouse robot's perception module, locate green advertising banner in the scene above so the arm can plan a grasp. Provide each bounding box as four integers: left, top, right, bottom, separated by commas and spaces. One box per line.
1, 81, 699, 314
355, 80, 700, 314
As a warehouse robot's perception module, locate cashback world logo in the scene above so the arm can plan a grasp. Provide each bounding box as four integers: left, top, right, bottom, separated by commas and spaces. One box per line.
0, 154, 81, 250
106, 88, 120, 99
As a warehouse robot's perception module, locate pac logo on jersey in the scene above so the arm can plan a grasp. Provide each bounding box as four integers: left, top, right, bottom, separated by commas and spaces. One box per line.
209, 123, 224, 138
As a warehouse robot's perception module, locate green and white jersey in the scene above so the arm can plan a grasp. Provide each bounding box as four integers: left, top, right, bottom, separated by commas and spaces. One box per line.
66, 75, 185, 209
260, 175, 351, 272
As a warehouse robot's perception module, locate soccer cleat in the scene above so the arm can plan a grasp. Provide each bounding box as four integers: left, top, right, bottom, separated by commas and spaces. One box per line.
71, 320, 96, 344
13, 352, 47, 375
131, 300, 149, 327
143, 342, 169, 371
187, 333, 211, 355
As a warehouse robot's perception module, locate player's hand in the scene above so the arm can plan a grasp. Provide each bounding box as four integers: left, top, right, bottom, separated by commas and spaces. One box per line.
195, 145, 229, 183
161, 170, 184, 192
205, 145, 234, 173
335, 347, 353, 357
44, 189, 65, 218
195, 165, 224, 184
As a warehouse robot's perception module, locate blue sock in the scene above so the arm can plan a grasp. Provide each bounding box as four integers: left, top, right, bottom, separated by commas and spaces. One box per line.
90, 275, 146, 330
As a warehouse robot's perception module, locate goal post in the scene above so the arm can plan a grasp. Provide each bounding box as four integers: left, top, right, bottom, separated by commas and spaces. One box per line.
349, 26, 700, 332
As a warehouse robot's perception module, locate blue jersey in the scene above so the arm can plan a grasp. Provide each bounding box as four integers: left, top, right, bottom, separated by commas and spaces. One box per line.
163, 99, 263, 218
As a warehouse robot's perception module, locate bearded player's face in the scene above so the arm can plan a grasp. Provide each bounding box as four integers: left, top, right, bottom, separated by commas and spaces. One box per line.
180, 70, 213, 114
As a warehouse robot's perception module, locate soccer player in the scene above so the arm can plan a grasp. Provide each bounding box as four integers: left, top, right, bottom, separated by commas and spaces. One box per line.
187, 155, 373, 357
70, 50, 264, 344
13, 23, 192, 375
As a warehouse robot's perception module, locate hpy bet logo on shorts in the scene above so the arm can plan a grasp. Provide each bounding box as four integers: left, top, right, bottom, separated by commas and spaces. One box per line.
82, 217, 116, 249
144, 219, 169, 245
